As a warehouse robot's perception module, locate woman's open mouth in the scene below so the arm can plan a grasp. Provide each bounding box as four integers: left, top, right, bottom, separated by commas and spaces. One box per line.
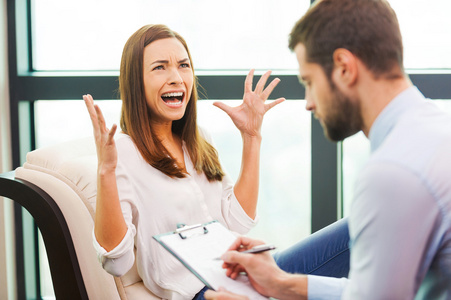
161, 92, 184, 107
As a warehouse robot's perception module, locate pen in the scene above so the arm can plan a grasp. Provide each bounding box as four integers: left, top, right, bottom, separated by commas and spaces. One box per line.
213, 244, 276, 260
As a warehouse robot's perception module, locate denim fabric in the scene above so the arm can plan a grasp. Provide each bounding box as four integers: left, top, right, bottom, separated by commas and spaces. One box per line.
193, 286, 209, 300
274, 218, 350, 278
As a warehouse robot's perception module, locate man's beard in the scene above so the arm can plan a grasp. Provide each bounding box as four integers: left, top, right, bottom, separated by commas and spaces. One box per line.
321, 80, 363, 142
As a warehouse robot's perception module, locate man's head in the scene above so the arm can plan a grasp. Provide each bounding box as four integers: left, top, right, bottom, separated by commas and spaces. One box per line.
290, 0, 404, 80
290, 0, 405, 141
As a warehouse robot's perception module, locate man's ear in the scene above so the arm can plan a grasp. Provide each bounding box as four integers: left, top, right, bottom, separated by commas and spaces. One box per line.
332, 48, 358, 87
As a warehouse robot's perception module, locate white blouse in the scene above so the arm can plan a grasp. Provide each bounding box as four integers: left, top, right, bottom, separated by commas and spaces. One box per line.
93, 132, 257, 299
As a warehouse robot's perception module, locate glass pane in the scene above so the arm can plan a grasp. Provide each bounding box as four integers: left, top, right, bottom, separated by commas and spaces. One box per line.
389, 0, 451, 69
197, 100, 311, 250
35, 99, 311, 250
342, 99, 451, 216
31, 0, 309, 71
32, 1, 451, 71
34, 100, 121, 148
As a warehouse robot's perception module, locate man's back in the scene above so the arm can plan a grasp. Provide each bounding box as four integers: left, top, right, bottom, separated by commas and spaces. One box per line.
347, 87, 451, 299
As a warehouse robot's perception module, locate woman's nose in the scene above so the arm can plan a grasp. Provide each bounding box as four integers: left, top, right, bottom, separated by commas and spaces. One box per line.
168, 68, 183, 85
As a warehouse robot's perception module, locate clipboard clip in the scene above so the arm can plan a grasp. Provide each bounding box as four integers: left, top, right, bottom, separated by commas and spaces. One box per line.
175, 223, 209, 239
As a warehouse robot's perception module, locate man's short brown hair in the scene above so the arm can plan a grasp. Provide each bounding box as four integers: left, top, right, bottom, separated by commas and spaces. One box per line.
289, 0, 404, 79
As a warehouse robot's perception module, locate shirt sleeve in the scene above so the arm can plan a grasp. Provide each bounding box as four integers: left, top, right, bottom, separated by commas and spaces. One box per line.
308, 275, 348, 300
92, 226, 135, 277
343, 162, 439, 299
91, 136, 139, 277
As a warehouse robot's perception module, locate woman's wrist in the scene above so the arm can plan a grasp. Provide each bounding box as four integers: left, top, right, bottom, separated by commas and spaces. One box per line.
241, 132, 262, 143
98, 164, 116, 177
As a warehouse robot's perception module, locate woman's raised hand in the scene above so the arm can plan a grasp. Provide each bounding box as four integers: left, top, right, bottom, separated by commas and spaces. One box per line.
213, 69, 285, 138
83, 94, 118, 172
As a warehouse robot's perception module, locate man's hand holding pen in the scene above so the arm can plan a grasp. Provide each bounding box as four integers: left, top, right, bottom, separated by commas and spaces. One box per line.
206, 236, 308, 300
212, 236, 280, 297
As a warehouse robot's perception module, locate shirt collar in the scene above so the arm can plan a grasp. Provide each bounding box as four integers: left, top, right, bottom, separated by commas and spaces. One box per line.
368, 86, 425, 152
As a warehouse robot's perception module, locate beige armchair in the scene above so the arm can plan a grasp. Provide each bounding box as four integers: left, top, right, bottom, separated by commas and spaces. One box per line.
0, 137, 159, 300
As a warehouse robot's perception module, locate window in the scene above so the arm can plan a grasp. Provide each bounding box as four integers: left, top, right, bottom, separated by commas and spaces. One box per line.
27, 0, 312, 294
8, 0, 451, 299
35, 99, 312, 249
34, 100, 121, 148
390, 0, 451, 69
34, 97, 311, 299
32, 0, 309, 71
31, 0, 451, 71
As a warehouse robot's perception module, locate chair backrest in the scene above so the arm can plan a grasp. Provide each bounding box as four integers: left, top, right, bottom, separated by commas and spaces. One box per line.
14, 137, 159, 300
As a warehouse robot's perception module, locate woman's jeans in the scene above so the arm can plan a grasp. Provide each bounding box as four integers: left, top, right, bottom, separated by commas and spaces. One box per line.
193, 218, 350, 299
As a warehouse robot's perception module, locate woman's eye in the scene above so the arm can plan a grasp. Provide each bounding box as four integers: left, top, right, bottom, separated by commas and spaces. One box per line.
153, 65, 164, 71
180, 63, 190, 68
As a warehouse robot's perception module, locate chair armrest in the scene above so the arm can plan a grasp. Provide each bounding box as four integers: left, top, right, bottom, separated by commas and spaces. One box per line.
0, 171, 88, 300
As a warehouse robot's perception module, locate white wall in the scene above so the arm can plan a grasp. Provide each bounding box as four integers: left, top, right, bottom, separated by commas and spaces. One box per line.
1, 0, 17, 298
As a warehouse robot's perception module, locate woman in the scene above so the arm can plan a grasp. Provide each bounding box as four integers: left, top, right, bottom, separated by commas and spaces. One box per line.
83, 24, 284, 299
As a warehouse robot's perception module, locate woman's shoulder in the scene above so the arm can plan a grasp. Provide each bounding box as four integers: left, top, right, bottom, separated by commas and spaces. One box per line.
115, 133, 141, 161
197, 126, 213, 143
116, 133, 134, 148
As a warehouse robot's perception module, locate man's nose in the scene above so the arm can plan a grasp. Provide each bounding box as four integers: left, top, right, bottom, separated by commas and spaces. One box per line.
305, 91, 315, 111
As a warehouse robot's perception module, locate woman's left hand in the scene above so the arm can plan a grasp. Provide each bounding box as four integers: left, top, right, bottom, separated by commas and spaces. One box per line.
214, 69, 285, 138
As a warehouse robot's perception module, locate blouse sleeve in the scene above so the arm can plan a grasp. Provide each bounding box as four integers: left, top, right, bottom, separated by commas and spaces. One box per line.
91, 136, 139, 277
92, 226, 135, 277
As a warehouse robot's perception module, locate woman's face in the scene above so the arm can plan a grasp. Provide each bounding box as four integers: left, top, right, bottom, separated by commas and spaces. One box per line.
142, 37, 194, 124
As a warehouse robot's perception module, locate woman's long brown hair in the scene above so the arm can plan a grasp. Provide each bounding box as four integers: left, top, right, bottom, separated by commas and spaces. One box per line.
119, 24, 224, 181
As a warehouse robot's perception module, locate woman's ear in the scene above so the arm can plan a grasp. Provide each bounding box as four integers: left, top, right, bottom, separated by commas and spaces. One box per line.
332, 48, 358, 87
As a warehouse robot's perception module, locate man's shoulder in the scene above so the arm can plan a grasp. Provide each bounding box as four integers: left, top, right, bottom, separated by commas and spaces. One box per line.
373, 102, 451, 165
364, 104, 451, 204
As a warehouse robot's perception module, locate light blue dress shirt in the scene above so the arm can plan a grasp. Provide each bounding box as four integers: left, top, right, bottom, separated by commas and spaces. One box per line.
308, 86, 451, 299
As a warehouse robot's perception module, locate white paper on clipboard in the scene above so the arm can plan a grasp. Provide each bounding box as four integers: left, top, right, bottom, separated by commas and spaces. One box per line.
153, 221, 268, 300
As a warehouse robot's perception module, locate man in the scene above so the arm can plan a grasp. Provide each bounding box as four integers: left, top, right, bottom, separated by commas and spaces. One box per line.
205, 0, 451, 299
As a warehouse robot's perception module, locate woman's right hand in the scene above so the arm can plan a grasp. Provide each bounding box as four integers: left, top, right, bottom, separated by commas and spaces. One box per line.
83, 94, 118, 172
84, 94, 127, 251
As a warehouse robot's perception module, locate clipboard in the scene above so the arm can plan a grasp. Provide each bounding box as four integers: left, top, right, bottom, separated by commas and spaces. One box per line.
153, 221, 269, 299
